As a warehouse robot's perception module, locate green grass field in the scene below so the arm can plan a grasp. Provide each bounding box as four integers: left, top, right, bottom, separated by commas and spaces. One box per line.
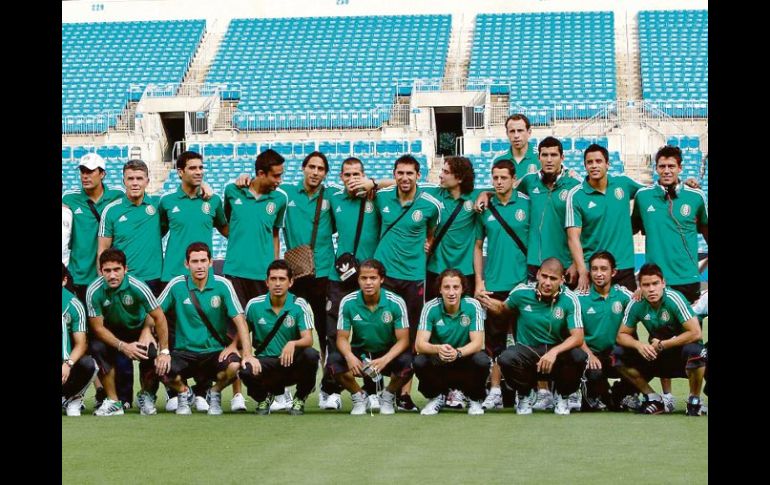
62, 322, 708, 484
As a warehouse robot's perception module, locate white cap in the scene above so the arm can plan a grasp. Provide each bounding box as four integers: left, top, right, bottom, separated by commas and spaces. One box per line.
79, 153, 106, 171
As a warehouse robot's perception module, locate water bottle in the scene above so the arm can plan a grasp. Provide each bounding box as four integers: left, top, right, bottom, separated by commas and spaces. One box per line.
360, 353, 383, 383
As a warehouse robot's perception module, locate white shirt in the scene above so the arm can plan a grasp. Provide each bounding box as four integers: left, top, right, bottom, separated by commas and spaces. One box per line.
62, 205, 73, 266
691, 290, 708, 316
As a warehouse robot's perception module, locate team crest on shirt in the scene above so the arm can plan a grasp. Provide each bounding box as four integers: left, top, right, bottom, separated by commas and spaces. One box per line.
680, 204, 691, 217
559, 190, 569, 201
64, 312, 72, 324
515, 209, 526, 222
382, 311, 393, 323
210, 296, 221, 308
528, 165, 538, 174
201, 202, 211, 215
266, 202, 276, 215
552, 306, 565, 319
411, 210, 423, 222
463, 200, 474, 212
614, 188, 624, 200
122, 294, 134, 306
322, 200, 330, 211
145, 205, 156, 216
284, 315, 295, 328
365, 201, 374, 213
660, 310, 670, 322
460, 314, 471, 327
612, 301, 623, 314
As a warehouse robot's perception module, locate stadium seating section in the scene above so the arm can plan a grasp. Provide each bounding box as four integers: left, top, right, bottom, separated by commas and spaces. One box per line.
469, 12, 616, 125
208, 15, 451, 129
639, 10, 708, 116
62, 20, 205, 132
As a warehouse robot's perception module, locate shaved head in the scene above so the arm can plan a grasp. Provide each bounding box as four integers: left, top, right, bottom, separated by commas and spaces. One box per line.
540, 257, 565, 276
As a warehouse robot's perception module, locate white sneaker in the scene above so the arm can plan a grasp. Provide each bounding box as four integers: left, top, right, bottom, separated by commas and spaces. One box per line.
481, 389, 503, 410
568, 390, 582, 412
368, 394, 381, 410
532, 389, 554, 411
194, 395, 210, 412
662, 393, 676, 413
350, 391, 369, 415
554, 394, 570, 415
94, 399, 124, 416
379, 389, 396, 415
516, 390, 535, 415
467, 400, 485, 415
176, 390, 193, 415
445, 389, 467, 409
231, 392, 247, 412
165, 396, 179, 412
136, 391, 157, 416
420, 394, 446, 416
66, 397, 83, 416
207, 390, 223, 415
320, 392, 342, 410
270, 389, 292, 412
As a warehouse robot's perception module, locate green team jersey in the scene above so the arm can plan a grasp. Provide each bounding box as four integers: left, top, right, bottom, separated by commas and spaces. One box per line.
423, 185, 481, 276
476, 192, 530, 291
159, 187, 227, 282
517, 171, 580, 268
62, 187, 123, 285
577, 284, 633, 353
280, 183, 336, 279
373, 187, 442, 281
328, 187, 381, 282
492, 145, 540, 181
565, 175, 644, 270
622, 288, 699, 342
222, 183, 287, 280
337, 288, 409, 353
86, 274, 159, 331
245, 292, 314, 358
158, 272, 243, 353
62, 287, 87, 360
504, 282, 583, 346
632, 184, 708, 285
99, 193, 163, 281
418, 296, 484, 348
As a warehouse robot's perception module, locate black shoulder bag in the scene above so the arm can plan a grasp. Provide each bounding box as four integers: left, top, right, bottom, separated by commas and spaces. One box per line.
487, 202, 528, 256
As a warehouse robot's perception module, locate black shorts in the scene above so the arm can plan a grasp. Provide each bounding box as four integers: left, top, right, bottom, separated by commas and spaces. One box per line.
670, 282, 701, 304
224, 275, 268, 309
611, 342, 705, 378
613, 268, 637, 292
326, 348, 414, 379
89, 328, 157, 375
166, 350, 241, 384
383, 276, 424, 346
485, 290, 513, 357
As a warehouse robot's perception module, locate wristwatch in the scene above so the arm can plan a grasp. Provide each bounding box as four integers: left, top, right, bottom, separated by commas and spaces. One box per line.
64, 359, 74, 367
159, 349, 171, 356
455, 349, 463, 360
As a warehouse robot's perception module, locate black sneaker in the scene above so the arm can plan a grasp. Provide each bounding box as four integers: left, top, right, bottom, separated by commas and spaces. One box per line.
397, 394, 420, 412
287, 397, 305, 416
686, 396, 702, 416
94, 387, 107, 409
639, 398, 665, 415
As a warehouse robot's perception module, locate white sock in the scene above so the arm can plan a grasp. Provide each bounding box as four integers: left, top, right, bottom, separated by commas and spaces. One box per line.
489, 386, 501, 395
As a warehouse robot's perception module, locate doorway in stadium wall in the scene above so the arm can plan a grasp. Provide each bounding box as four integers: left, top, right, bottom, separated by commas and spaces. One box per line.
159, 112, 185, 162
434, 107, 462, 156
